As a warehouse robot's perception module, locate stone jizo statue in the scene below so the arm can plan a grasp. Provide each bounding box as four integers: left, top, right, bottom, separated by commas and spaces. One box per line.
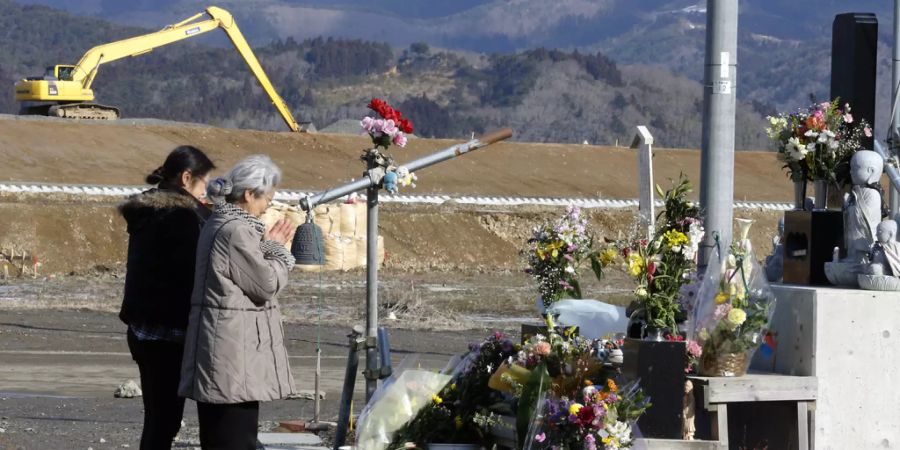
867, 220, 900, 277
843, 150, 884, 264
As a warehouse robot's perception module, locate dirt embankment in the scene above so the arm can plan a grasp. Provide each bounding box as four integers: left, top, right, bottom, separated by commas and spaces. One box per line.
0, 191, 784, 276
0, 116, 790, 275
0, 116, 792, 200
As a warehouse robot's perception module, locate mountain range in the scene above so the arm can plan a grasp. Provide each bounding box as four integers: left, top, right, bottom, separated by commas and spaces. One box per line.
5, 0, 900, 148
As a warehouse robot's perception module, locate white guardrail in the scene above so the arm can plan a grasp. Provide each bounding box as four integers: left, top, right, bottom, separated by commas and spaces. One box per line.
0, 182, 793, 211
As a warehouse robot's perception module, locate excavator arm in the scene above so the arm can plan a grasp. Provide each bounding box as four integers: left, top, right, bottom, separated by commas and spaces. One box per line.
25, 6, 302, 131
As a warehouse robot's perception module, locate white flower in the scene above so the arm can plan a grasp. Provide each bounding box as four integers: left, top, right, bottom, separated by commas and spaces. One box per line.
565, 265, 575, 274
785, 137, 808, 161
804, 129, 819, 139
817, 130, 835, 144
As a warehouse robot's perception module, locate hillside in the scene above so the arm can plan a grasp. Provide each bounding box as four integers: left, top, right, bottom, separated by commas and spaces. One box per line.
0, 0, 775, 149
0, 115, 790, 200
12, 0, 896, 125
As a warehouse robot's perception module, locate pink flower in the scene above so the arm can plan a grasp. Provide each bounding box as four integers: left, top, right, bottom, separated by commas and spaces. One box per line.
360, 116, 376, 133
843, 113, 853, 124
686, 340, 702, 358
535, 433, 546, 443
713, 303, 733, 321
393, 132, 408, 147
381, 119, 399, 137
818, 102, 831, 111
865, 126, 873, 137
534, 341, 551, 356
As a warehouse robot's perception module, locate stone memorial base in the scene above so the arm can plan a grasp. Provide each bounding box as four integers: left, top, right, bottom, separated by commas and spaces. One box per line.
751, 285, 900, 449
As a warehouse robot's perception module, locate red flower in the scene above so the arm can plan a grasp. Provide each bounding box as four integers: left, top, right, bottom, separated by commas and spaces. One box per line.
576, 405, 595, 425
398, 118, 414, 134
647, 261, 656, 276
367, 98, 414, 133
368, 98, 388, 115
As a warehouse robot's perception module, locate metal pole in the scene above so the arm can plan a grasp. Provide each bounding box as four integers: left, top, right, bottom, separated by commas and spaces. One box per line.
297, 128, 513, 212
333, 326, 364, 450
891, 0, 900, 215
365, 170, 379, 401
698, 0, 738, 266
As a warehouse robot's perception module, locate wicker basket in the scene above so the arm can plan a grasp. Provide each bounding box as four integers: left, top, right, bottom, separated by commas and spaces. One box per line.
699, 351, 748, 377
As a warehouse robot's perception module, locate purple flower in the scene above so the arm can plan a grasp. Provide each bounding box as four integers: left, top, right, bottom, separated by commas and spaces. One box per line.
584, 433, 597, 450
501, 339, 514, 352
468, 342, 482, 352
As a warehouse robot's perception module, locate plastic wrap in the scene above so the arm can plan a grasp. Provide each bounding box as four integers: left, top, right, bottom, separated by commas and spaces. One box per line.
546, 299, 629, 339
355, 370, 452, 450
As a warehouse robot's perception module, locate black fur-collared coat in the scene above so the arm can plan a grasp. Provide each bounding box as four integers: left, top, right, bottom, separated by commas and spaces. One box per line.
118, 187, 211, 329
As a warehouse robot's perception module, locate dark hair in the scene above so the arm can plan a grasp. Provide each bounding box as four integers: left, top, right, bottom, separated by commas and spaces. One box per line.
146, 146, 215, 185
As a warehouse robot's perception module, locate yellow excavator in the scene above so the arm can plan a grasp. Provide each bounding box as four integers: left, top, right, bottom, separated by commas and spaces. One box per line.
14, 6, 306, 132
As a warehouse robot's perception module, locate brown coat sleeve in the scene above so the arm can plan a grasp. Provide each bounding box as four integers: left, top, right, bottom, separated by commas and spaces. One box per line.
226, 224, 289, 306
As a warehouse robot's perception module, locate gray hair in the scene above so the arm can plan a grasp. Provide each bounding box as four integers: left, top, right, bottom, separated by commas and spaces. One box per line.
207, 154, 282, 204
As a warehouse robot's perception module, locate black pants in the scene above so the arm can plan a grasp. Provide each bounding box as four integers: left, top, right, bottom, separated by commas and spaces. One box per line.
197, 401, 260, 450
127, 330, 186, 450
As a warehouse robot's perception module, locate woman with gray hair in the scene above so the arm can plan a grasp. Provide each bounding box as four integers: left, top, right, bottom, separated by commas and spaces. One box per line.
179, 154, 297, 449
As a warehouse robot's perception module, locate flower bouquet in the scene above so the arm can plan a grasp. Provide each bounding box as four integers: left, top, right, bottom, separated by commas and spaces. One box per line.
616, 175, 703, 336
766, 98, 871, 207
389, 332, 519, 449
359, 98, 418, 194
535, 378, 649, 450
362, 98, 414, 149
524, 206, 610, 311
690, 220, 777, 377
487, 316, 645, 447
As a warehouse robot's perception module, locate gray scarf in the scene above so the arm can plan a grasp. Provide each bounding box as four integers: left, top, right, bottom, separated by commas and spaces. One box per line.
215, 202, 295, 269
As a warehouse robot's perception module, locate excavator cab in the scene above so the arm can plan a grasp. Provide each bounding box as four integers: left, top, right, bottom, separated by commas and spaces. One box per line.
45, 65, 76, 81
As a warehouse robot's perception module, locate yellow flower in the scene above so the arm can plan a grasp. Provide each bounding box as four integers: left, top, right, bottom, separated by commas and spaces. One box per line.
663, 229, 689, 248
569, 403, 584, 415
600, 248, 617, 266
634, 286, 648, 298
454, 416, 464, 430
431, 394, 443, 405
626, 254, 644, 277
726, 308, 747, 329
714, 291, 730, 304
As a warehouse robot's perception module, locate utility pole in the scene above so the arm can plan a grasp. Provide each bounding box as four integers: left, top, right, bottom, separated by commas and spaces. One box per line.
699, 0, 738, 266
891, 0, 900, 215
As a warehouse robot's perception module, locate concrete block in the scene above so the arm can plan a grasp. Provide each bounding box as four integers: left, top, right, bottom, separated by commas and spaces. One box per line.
751, 285, 900, 449
257, 432, 323, 446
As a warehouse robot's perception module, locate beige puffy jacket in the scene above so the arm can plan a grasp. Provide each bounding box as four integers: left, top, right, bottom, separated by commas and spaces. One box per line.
179, 206, 297, 404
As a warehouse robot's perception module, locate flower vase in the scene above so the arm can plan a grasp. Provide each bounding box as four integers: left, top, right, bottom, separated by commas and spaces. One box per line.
792, 180, 807, 210
814, 180, 829, 210
699, 351, 749, 377
644, 327, 666, 342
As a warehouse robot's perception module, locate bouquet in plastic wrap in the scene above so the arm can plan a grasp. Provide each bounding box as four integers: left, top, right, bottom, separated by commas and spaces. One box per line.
690, 219, 777, 377
356, 369, 452, 450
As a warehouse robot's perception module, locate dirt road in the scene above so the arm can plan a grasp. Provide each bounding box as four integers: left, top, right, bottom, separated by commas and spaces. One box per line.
0, 308, 487, 450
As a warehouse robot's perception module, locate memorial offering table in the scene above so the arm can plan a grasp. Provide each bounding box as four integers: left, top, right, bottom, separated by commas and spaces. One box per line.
688, 373, 817, 450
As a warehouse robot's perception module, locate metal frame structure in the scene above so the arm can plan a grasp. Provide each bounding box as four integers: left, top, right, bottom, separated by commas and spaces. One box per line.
293, 128, 513, 449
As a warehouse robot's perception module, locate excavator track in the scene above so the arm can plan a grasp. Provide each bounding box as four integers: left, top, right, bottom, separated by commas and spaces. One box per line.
48, 103, 120, 120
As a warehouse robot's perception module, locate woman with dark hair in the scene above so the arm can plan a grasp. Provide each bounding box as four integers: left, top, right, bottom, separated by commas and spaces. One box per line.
119, 145, 215, 450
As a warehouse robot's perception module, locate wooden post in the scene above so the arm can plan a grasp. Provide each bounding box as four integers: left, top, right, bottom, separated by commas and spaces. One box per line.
631, 125, 655, 241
